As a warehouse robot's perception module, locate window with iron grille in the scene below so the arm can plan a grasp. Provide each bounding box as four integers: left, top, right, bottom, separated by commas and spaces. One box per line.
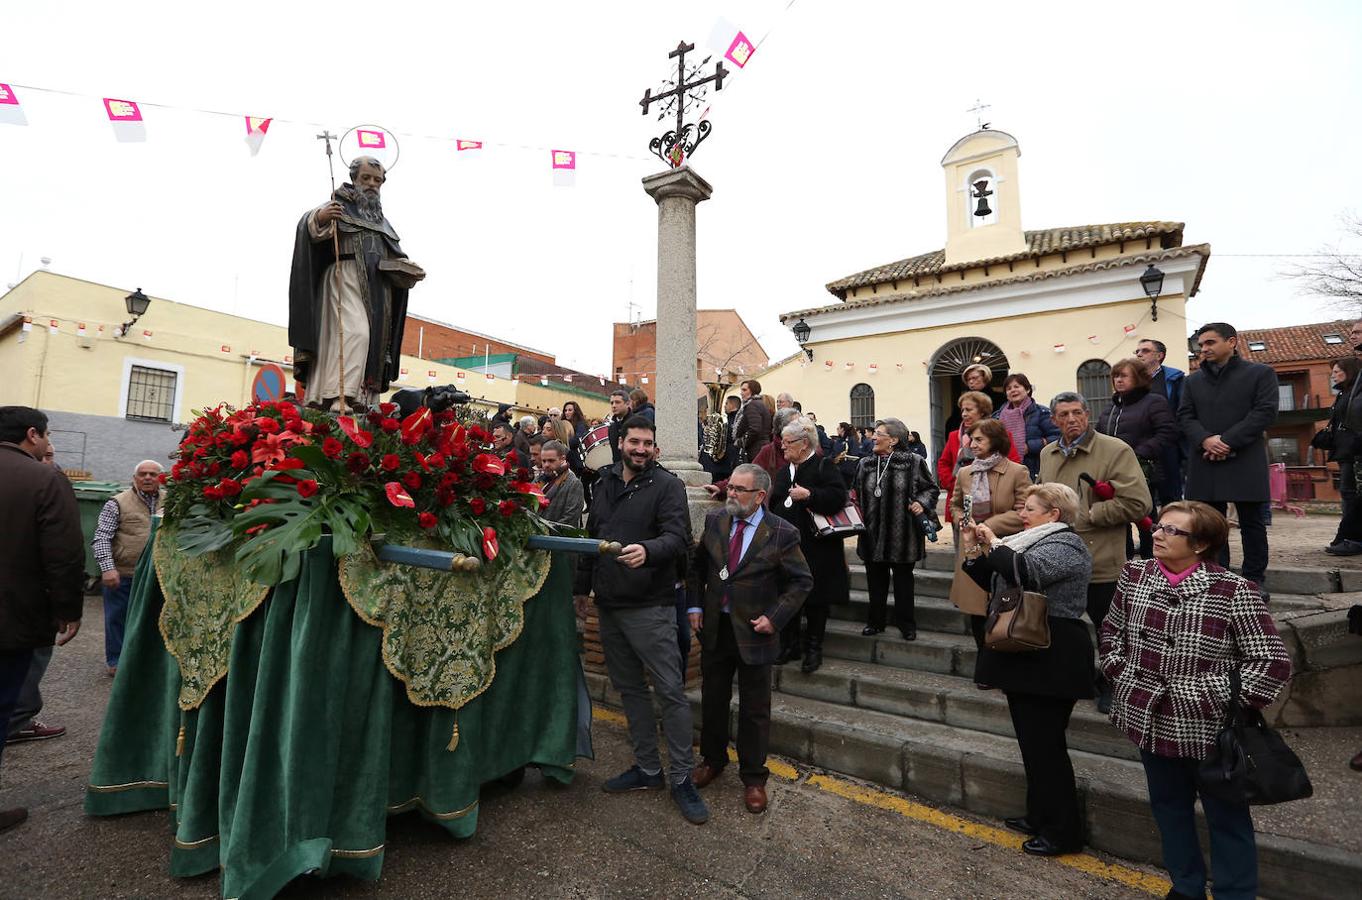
1268, 436, 1301, 466
849, 383, 875, 429
126, 365, 177, 422
1076, 359, 1113, 421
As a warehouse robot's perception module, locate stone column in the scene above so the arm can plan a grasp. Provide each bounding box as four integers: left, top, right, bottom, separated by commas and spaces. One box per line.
642, 166, 712, 488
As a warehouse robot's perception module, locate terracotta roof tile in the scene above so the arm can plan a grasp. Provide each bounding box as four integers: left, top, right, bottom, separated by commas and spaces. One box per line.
825, 221, 1186, 298
1233, 320, 1358, 365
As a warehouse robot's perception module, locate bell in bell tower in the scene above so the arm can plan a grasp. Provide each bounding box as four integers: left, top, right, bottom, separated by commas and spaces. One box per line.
941, 128, 1026, 265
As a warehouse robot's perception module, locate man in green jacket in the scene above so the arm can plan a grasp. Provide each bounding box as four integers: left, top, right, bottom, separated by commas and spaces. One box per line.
1039, 391, 1151, 713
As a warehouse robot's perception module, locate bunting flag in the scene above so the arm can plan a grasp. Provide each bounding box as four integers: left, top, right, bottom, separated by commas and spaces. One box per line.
1123, 324, 1137, 335
142, 329, 153, 341
618, 373, 628, 385
220, 344, 231, 353
357, 128, 386, 149
1053, 343, 1066, 353
77, 323, 87, 337
843, 362, 854, 371
103, 98, 145, 142
0, 83, 27, 126
428, 369, 438, 383
456, 139, 482, 152
895, 363, 904, 372
598, 375, 606, 386
563, 374, 572, 384
484, 372, 494, 381
540, 376, 549, 386
244, 116, 271, 156
867, 363, 878, 375
1088, 334, 1100, 345
283, 354, 293, 364
552, 149, 576, 187
455, 372, 466, 384
724, 31, 756, 68
19, 318, 31, 343
48, 319, 58, 335
400, 367, 409, 376
823, 360, 834, 371
640, 375, 649, 385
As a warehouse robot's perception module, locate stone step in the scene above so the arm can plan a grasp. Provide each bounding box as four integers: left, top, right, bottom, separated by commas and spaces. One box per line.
771, 657, 1138, 762
820, 618, 979, 678
585, 664, 1358, 900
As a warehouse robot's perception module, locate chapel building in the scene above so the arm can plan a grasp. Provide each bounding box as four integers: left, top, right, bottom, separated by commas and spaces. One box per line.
758, 128, 1210, 458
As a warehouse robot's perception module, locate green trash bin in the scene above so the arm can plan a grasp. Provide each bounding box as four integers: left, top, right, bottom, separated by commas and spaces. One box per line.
72, 481, 125, 592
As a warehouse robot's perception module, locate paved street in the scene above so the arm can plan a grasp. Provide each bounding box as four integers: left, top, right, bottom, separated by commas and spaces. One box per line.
0, 595, 1172, 899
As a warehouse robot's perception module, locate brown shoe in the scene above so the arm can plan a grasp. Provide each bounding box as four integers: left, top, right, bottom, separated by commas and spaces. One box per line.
692, 763, 722, 789
1350, 748, 1362, 772
744, 784, 768, 814
6, 720, 65, 744
0, 808, 28, 834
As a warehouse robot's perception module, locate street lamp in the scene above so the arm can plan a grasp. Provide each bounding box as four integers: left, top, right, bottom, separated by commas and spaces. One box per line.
118, 287, 151, 338
790, 317, 813, 361
1140, 264, 1165, 322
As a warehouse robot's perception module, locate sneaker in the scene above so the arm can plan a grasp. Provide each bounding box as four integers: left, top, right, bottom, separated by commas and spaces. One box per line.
1325, 540, 1362, 556
670, 777, 710, 824
602, 766, 664, 794
5, 721, 65, 745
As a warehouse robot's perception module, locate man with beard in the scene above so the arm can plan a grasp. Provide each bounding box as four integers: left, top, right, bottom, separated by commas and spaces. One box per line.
574, 417, 706, 824
289, 156, 425, 411
688, 463, 811, 814
605, 390, 630, 465
538, 440, 584, 527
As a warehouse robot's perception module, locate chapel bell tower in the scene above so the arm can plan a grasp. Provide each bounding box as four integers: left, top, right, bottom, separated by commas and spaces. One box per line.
941, 129, 1027, 266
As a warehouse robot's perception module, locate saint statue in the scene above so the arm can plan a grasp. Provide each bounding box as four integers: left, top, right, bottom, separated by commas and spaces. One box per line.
288, 156, 425, 411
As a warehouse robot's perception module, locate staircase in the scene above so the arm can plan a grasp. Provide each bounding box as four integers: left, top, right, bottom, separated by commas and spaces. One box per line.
583, 545, 1362, 899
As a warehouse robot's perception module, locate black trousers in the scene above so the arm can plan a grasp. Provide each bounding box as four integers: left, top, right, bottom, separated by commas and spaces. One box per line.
968, 614, 987, 652
1334, 459, 1358, 543
700, 614, 773, 786
1006, 691, 1083, 848
780, 604, 829, 651
1207, 501, 1270, 587
865, 560, 916, 631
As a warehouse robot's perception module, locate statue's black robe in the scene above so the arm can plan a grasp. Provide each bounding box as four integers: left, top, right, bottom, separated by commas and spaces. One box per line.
287, 184, 410, 396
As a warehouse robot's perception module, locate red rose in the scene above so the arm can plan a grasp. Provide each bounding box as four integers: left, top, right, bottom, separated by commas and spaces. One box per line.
277, 401, 298, 418
366, 411, 384, 427
203, 485, 224, 501
384, 482, 415, 508
469, 497, 486, 515
474, 473, 495, 491
441, 471, 461, 487
381, 453, 401, 472
205, 462, 221, 477
515, 467, 530, 482
498, 499, 518, 517
157, 472, 168, 485
403, 471, 422, 490
231, 430, 252, 446
230, 450, 250, 469
427, 453, 446, 469
379, 402, 398, 416
436, 487, 455, 507
219, 477, 242, 497
312, 418, 332, 435
256, 417, 280, 434
418, 511, 437, 529
381, 418, 400, 433
297, 479, 319, 498
346, 452, 370, 474
322, 437, 344, 459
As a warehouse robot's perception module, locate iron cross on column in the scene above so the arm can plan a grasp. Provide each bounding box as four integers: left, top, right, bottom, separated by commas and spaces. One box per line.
638, 40, 728, 168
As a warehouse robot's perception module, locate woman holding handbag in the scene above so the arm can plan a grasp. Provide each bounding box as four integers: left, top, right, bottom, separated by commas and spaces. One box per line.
960, 482, 1094, 857
769, 417, 850, 673
949, 419, 1029, 653
1099, 502, 1292, 900
853, 418, 939, 640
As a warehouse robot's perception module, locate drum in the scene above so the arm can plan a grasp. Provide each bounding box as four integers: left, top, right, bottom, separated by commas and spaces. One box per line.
581, 423, 615, 471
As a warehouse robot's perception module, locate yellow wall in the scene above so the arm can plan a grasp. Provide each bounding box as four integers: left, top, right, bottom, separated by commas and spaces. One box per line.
0, 272, 597, 421
757, 293, 1188, 438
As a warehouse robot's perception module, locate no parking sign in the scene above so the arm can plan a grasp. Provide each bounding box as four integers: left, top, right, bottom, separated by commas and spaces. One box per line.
252, 364, 288, 403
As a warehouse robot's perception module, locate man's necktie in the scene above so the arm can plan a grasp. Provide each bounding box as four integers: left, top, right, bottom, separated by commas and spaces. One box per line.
723, 519, 747, 614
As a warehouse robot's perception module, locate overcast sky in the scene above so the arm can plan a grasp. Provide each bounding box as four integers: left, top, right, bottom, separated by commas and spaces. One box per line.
4, 1, 1360, 373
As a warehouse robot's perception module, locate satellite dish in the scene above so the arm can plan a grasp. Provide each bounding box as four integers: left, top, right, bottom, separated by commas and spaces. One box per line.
39, 257, 52, 268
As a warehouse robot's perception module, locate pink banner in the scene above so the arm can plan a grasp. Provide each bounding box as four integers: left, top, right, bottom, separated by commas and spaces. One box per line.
103, 98, 142, 122
357, 129, 386, 149
725, 32, 755, 68
456, 139, 482, 151
551, 149, 575, 170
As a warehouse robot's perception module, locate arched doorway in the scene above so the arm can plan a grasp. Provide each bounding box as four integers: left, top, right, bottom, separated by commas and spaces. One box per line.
929, 337, 1010, 460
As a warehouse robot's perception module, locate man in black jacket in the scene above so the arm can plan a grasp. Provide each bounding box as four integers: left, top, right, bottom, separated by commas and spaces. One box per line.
1178, 323, 1279, 590
0, 407, 84, 833
574, 416, 707, 824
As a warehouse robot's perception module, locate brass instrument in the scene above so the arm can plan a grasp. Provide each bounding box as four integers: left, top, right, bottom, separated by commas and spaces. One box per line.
700, 380, 732, 461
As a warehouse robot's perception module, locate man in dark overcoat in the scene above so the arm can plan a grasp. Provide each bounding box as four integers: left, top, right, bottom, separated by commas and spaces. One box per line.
688, 463, 811, 815
1177, 322, 1279, 590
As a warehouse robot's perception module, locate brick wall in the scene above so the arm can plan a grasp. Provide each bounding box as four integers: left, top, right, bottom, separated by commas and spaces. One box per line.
45, 410, 182, 483
401, 318, 554, 366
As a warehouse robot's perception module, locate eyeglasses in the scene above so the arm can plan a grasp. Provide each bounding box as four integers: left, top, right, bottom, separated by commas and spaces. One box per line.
727, 485, 762, 495
1150, 523, 1193, 538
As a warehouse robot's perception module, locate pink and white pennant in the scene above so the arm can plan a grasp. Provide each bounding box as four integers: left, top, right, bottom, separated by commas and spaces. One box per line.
0, 83, 28, 126
244, 116, 272, 156
103, 98, 145, 142
552, 149, 576, 188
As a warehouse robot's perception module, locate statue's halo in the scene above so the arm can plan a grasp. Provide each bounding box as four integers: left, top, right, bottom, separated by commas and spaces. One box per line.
339, 124, 401, 173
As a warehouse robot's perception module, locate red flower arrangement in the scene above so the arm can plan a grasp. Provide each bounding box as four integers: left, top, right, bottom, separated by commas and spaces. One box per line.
164, 400, 551, 585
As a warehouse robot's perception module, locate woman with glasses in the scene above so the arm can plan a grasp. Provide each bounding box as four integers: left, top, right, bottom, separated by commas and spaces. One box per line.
1100, 501, 1291, 900
937, 391, 1021, 526
1096, 357, 1177, 560
768, 417, 850, 672
852, 418, 939, 640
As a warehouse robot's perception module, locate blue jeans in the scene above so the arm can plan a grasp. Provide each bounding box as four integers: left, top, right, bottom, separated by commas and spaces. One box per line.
1141, 750, 1258, 900
0, 649, 35, 776
7, 645, 52, 737
102, 574, 133, 668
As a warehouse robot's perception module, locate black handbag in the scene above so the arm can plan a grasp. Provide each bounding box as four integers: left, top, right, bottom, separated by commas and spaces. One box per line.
1197, 670, 1312, 806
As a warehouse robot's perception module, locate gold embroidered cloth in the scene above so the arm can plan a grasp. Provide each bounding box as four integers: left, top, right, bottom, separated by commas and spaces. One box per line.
153, 528, 271, 710
338, 542, 551, 710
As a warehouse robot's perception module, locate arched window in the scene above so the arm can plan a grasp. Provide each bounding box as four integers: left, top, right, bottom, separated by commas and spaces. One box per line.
967, 168, 998, 228
850, 383, 875, 429
1077, 360, 1113, 421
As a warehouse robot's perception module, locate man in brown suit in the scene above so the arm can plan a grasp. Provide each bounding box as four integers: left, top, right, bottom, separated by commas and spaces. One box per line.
688, 463, 812, 813
0, 406, 85, 833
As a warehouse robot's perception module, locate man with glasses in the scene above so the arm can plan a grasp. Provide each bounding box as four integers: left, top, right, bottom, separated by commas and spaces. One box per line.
1136, 338, 1187, 503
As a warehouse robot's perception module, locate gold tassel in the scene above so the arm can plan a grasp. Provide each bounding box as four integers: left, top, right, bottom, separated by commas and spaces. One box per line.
447, 715, 459, 752
176, 724, 186, 757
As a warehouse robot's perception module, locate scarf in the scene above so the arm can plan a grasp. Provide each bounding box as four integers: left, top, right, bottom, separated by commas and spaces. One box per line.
968, 453, 1003, 518
998, 397, 1031, 459
1056, 427, 1093, 459
954, 425, 976, 469
996, 521, 1070, 553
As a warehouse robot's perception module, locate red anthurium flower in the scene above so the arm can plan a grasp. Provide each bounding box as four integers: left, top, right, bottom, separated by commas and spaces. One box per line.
322, 437, 344, 458
471, 453, 505, 476
482, 526, 499, 561
336, 416, 374, 448
297, 479, 320, 498
269, 457, 306, 471
385, 482, 415, 508
413, 451, 431, 472
401, 407, 433, 442
244, 523, 270, 536
403, 471, 422, 491
417, 511, 437, 529
230, 450, 250, 469
381, 453, 401, 472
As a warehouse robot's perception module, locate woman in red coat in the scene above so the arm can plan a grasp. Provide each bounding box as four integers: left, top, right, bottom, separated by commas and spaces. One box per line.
938, 391, 1020, 522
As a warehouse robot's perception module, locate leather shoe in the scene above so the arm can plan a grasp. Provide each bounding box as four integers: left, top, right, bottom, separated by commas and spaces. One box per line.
743, 784, 768, 814
1022, 835, 1082, 857
0, 808, 27, 834
1349, 748, 1362, 772
861, 625, 884, 636
899, 625, 917, 641
692, 763, 722, 789
1003, 816, 1038, 835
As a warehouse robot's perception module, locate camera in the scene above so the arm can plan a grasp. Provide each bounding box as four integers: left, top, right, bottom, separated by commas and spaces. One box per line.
390, 385, 472, 418
917, 513, 939, 542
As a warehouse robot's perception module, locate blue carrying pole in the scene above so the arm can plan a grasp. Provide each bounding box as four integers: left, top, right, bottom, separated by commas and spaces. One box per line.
369, 533, 622, 573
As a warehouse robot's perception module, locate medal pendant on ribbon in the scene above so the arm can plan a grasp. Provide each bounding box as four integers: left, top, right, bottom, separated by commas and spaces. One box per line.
719, 565, 729, 581
875, 487, 883, 498
784, 495, 794, 508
